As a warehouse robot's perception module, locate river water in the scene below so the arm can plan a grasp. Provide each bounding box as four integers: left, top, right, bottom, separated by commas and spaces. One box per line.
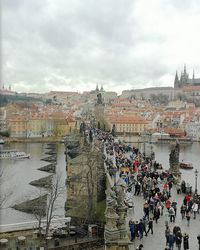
0, 141, 200, 226
143, 142, 200, 188
0, 142, 66, 225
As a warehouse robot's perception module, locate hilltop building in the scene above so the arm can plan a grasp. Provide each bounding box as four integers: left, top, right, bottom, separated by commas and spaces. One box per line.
0, 84, 16, 95
174, 65, 200, 89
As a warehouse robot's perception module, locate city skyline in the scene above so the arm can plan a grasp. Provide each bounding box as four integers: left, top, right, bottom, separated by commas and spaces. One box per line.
2, 0, 200, 94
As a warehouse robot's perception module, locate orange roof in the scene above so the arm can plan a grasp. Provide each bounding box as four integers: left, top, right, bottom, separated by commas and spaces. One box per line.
164, 127, 184, 135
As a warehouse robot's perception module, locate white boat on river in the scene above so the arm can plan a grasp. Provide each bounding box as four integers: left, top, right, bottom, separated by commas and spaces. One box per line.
0, 149, 30, 159
0, 138, 5, 144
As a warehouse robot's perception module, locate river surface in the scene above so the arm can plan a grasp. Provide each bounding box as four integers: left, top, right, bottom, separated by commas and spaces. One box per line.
0, 142, 66, 225
142, 142, 200, 188
0, 141, 200, 226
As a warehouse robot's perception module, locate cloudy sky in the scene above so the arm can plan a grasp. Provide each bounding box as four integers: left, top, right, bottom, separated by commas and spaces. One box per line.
2, 0, 200, 94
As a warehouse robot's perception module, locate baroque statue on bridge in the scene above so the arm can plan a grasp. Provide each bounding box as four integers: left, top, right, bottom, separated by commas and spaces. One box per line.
169, 139, 181, 178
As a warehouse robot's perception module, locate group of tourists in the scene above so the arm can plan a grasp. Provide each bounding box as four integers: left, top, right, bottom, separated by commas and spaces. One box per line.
91, 128, 200, 249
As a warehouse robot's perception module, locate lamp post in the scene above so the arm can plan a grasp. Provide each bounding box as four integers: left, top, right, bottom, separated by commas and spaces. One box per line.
195, 169, 198, 194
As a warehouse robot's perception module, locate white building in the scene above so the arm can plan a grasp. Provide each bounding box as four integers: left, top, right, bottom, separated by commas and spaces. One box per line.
185, 122, 200, 141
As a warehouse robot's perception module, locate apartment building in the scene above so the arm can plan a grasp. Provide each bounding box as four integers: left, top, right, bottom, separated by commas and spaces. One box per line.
107, 115, 149, 135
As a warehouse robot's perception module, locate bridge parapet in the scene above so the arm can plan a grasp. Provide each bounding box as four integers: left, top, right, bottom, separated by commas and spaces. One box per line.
104, 142, 134, 250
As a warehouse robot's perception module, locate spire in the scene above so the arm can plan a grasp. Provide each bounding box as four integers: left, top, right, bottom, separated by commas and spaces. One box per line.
193, 70, 195, 80
96, 84, 99, 92
174, 70, 179, 88
184, 64, 186, 74
100, 85, 104, 92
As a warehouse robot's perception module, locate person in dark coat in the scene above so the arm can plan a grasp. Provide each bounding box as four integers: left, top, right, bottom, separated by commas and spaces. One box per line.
180, 204, 187, 219
183, 233, 189, 250
146, 218, 153, 235
138, 219, 145, 239
175, 230, 182, 250
168, 233, 176, 250
181, 181, 186, 193
153, 207, 160, 224
135, 221, 139, 238
129, 219, 135, 241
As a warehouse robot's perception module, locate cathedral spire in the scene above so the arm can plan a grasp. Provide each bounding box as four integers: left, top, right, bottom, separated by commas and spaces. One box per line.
193, 70, 195, 80
100, 84, 104, 92
184, 64, 186, 74
174, 70, 179, 88
96, 84, 99, 92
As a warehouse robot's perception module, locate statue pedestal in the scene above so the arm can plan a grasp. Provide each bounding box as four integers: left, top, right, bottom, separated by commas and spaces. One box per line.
105, 208, 120, 242
169, 164, 181, 182
105, 240, 133, 250
105, 227, 121, 242
117, 207, 128, 240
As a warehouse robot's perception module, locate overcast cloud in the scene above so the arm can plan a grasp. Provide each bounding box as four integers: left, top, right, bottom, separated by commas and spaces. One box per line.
2, 0, 200, 94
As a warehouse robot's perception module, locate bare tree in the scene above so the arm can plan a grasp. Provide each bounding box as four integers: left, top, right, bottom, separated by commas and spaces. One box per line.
83, 143, 103, 221
44, 174, 64, 248
30, 189, 47, 237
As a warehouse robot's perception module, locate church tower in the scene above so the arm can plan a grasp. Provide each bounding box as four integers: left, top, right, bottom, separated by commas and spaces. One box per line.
95, 84, 99, 93
174, 71, 179, 88
180, 64, 189, 85
100, 85, 105, 93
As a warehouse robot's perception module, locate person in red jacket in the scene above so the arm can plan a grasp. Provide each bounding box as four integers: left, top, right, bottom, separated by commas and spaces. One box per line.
165, 199, 171, 210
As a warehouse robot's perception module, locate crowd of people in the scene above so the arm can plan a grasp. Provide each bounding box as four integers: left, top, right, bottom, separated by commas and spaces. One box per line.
94, 128, 200, 250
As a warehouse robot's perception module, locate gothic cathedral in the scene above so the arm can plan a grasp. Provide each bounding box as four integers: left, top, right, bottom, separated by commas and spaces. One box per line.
174, 65, 200, 88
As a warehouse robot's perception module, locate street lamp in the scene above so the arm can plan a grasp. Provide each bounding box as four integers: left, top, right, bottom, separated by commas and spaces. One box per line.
195, 169, 198, 194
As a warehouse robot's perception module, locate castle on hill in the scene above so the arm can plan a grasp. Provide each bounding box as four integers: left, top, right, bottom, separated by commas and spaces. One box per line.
0, 85, 16, 95
174, 65, 200, 89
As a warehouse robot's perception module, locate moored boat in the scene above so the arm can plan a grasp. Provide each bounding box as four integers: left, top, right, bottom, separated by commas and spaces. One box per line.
0, 138, 5, 144
179, 162, 193, 169
154, 136, 193, 144
0, 149, 30, 159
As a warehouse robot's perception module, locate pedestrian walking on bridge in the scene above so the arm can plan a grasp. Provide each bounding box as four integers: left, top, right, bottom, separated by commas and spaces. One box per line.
146, 218, 153, 235
192, 201, 198, 219
186, 211, 191, 226
183, 233, 189, 250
